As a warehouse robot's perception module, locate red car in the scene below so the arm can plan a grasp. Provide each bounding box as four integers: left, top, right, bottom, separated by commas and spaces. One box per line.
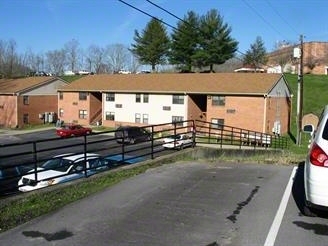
56, 124, 92, 138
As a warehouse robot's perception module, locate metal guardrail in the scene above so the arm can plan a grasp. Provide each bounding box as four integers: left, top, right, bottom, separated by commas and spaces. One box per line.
0, 120, 288, 196
194, 120, 288, 149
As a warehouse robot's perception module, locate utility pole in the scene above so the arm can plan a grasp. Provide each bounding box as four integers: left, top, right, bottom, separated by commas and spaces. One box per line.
296, 34, 304, 146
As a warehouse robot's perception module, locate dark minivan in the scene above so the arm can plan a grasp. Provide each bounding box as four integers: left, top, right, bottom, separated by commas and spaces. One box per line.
114, 126, 151, 144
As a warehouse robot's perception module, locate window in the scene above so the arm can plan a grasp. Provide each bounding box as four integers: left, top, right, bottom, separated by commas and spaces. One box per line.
143, 94, 149, 103
212, 96, 225, 106
172, 116, 184, 126
106, 93, 115, 101
59, 92, 63, 100
79, 110, 88, 119
23, 96, 29, 105
143, 114, 149, 124
23, 114, 29, 124
163, 106, 171, 111
115, 104, 122, 108
59, 108, 64, 117
79, 92, 87, 100
135, 113, 141, 123
105, 111, 115, 121
211, 118, 224, 130
172, 95, 184, 104
136, 93, 141, 103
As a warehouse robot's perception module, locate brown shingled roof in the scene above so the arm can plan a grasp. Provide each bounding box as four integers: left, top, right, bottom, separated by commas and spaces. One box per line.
0, 77, 60, 94
58, 73, 285, 95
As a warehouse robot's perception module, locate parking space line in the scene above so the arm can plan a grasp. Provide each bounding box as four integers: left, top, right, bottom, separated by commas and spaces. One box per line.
264, 166, 297, 246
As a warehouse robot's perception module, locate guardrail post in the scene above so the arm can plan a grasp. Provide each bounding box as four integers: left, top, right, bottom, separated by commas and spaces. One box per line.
83, 135, 88, 177
192, 120, 196, 147
151, 125, 154, 159
32, 142, 38, 182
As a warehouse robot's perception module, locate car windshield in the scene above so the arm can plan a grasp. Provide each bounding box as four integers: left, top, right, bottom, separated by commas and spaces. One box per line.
41, 158, 73, 171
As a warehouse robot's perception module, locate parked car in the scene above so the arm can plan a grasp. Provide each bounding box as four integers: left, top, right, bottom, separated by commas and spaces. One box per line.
56, 124, 92, 138
114, 126, 151, 144
34, 71, 48, 76
63, 70, 75, 76
162, 134, 194, 150
18, 153, 109, 192
77, 70, 90, 75
117, 69, 131, 74
0, 165, 32, 196
105, 154, 145, 167
303, 104, 328, 216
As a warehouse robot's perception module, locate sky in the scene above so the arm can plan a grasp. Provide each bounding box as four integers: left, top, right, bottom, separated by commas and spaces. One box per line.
1, 0, 328, 56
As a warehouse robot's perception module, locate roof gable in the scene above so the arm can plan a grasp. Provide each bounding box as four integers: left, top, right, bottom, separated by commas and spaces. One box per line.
0, 77, 68, 95
58, 73, 287, 96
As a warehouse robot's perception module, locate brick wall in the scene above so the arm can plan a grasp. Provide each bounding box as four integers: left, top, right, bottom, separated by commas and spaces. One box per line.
207, 96, 266, 132
267, 42, 328, 75
58, 92, 90, 125
206, 95, 290, 134
265, 96, 291, 134
0, 95, 17, 128
17, 95, 58, 127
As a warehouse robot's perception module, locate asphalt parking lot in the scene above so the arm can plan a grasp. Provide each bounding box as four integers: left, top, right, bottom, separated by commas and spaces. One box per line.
1, 159, 327, 246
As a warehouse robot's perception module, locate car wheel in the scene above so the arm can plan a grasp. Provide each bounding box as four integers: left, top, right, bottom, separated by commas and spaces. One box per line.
179, 144, 184, 150
302, 194, 318, 217
302, 204, 317, 217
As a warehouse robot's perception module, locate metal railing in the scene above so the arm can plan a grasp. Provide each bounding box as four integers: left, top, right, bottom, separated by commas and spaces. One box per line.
194, 120, 288, 149
0, 120, 288, 196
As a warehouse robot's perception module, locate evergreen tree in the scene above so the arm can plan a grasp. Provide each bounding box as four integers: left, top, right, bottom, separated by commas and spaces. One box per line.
169, 11, 200, 72
130, 18, 170, 72
194, 9, 238, 72
243, 36, 268, 70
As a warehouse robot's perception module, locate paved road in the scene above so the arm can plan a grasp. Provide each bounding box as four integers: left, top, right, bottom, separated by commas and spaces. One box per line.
0, 161, 304, 246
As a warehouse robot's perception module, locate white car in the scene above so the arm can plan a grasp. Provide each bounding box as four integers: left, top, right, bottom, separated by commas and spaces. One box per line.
118, 69, 131, 74
162, 134, 194, 150
18, 153, 109, 192
63, 70, 75, 76
303, 104, 328, 216
78, 70, 90, 75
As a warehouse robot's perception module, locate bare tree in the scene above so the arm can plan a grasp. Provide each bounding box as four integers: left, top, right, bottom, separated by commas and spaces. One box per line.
46, 49, 66, 75
0, 40, 6, 77
1, 39, 18, 78
105, 44, 130, 73
64, 39, 80, 71
305, 56, 318, 73
85, 45, 106, 74
18, 51, 31, 76
273, 52, 291, 73
129, 54, 141, 73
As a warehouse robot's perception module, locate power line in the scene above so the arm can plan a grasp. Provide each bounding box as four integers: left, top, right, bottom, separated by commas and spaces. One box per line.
122, 0, 302, 74
119, 0, 279, 68
145, 0, 247, 59
118, 0, 179, 32
264, 0, 299, 37
146, 0, 186, 24
242, 0, 288, 41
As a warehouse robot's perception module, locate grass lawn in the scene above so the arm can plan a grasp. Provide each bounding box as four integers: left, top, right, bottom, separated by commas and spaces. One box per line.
284, 74, 328, 153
